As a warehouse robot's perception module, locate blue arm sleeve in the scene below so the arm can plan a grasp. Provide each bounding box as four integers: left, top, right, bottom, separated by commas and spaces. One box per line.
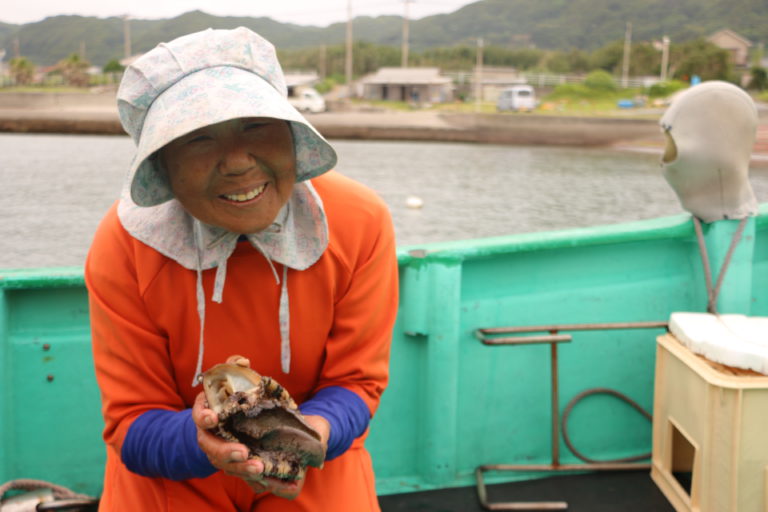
121, 409, 217, 480
298, 386, 371, 460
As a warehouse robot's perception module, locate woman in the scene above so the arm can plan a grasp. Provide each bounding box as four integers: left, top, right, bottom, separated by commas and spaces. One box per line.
86, 27, 398, 511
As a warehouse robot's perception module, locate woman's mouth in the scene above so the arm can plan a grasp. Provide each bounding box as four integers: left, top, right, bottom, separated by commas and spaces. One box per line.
221, 184, 266, 203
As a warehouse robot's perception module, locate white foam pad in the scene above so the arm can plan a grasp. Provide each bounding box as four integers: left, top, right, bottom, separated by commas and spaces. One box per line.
669, 312, 768, 374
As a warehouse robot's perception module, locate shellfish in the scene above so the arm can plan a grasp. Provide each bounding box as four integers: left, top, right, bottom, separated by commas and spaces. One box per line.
202, 357, 325, 481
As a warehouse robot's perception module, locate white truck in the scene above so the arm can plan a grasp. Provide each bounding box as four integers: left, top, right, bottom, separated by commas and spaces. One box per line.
288, 87, 326, 113
496, 85, 537, 112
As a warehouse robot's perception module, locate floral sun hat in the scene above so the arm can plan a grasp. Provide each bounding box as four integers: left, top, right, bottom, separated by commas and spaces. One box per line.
117, 26, 337, 207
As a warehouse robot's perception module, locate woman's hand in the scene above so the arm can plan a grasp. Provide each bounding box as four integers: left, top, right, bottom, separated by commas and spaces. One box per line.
191, 361, 331, 500
193, 355, 266, 480
252, 414, 329, 499
192, 391, 266, 481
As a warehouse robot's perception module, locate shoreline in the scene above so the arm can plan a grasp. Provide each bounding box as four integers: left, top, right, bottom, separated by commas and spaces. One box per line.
1, 90, 767, 164
0, 106, 665, 147
0, 89, 664, 146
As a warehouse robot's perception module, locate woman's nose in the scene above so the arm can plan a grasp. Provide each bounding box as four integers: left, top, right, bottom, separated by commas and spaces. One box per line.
219, 143, 255, 175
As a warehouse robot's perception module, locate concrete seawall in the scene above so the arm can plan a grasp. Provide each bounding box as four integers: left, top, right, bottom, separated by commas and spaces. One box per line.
311, 112, 662, 146
0, 90, 665, 147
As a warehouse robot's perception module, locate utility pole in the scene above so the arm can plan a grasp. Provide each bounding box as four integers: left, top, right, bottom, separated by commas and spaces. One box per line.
401, 0, 413, 68
13, 38, 20, 59
319, 44, 327, 80
660, 35, 670, 82
345, 0, 353, 98
475, 37, 483, 112
123, 15, 131, 60
80, 40, 86, 60
621, 22, 632, 88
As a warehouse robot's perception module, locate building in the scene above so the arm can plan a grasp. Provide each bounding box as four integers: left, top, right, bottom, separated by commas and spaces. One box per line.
360, 67, 453, 104
284, 71, 321, 96
708, 29, 753, 68
470, 66, 526, 102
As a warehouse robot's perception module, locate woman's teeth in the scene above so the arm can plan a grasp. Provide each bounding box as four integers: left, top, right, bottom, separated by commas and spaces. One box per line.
223, 184, 266, 202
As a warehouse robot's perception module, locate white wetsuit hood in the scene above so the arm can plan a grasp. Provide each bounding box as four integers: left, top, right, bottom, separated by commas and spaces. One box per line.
660, 80, 758, 223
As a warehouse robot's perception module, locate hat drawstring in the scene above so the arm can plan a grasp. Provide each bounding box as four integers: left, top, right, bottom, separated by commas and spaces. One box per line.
191, 257, 227, 387
192, 220, 207, 387
279, 265, 291, 374
212, 259, 227, 304
251, 239, 291, 374
190, 229, 292, 386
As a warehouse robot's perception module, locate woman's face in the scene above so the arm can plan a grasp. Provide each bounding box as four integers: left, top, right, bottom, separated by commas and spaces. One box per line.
160, 117, 296, 234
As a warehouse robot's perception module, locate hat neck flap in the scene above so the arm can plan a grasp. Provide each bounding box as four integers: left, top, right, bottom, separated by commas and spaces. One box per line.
117, 181, 328, 272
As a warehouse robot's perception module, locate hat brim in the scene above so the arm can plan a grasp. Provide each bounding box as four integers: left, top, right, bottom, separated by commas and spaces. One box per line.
129, 66, 336, 207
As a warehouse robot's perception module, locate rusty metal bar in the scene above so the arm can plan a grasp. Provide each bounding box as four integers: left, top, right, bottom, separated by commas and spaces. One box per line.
477, 321, 668, 336
550, 340, 559, 468
479, 463, 652, 472
474, 322, 661, 510
478, 334, 572, 345
475, 463, 652, 511
476, 467, 567, 511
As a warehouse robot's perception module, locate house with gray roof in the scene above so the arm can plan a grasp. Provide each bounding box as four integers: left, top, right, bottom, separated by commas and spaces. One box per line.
360, 67, 453, 104
708, 29, 753, 68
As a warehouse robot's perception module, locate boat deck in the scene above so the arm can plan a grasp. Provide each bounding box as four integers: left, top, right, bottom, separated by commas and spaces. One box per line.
379, 470, 675, 511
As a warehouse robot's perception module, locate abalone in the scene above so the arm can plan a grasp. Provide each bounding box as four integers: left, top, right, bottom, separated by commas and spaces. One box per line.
202, 357, 325, 481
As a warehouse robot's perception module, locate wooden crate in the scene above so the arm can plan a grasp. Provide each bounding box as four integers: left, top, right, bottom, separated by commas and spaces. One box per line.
652, 334, 768, 511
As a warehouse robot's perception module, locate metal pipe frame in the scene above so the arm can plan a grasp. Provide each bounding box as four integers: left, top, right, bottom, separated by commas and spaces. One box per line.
475, 322, 666, 510
477, 321, 668, 337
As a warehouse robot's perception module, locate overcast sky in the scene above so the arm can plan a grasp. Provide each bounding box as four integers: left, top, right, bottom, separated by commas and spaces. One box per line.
4, 0, 480, 26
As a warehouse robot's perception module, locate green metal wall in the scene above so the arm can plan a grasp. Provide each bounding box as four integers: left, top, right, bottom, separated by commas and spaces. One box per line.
1, 207, 767, 498
0, 270, 102, 496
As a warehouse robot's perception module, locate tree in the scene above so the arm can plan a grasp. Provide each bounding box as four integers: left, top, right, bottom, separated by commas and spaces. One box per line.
103, 59, 124, 84
589, 40, 624, 73
750, 67, 768, 91
10, 57, 35, 85
103, 59, 124, 74
629, 43, 662, 77
583, 69, 617, 91
565, 49, 591, 73
668, 39, 732, 82
542, 52, 570, 73
56, 53, 91, 87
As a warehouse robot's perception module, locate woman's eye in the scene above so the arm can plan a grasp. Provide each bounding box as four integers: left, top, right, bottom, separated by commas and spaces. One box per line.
186, 134, 212, 144
244, 122, 268, 131
180, 133, 212, 146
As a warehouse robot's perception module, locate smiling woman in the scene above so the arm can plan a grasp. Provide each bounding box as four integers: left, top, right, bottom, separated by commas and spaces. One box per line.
84, 26, 399, 512
161, 117, 297, 234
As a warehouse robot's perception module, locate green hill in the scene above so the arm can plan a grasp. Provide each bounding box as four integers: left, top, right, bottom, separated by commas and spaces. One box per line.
2, 0, 767, 67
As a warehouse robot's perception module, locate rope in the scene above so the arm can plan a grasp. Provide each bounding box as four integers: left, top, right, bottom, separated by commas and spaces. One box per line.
561, 388, 652, 464
692, 216, 749, 314
0, 479, 94, 501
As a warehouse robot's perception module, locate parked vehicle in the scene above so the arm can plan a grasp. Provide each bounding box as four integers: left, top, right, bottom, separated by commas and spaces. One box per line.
496, 85, 536, 112
288, 86, 326, 113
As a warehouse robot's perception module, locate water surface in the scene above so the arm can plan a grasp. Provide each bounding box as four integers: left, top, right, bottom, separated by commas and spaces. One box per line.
2, 133, 767, 269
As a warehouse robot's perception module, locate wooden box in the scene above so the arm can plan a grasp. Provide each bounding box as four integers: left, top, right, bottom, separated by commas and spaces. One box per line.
651, 334, 768, 511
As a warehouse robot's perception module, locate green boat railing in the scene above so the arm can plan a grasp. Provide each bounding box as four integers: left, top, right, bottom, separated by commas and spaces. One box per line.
2, 205, 767, 498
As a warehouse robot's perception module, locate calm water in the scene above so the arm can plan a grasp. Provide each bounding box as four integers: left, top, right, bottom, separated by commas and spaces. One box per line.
2, 133, 768, 269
